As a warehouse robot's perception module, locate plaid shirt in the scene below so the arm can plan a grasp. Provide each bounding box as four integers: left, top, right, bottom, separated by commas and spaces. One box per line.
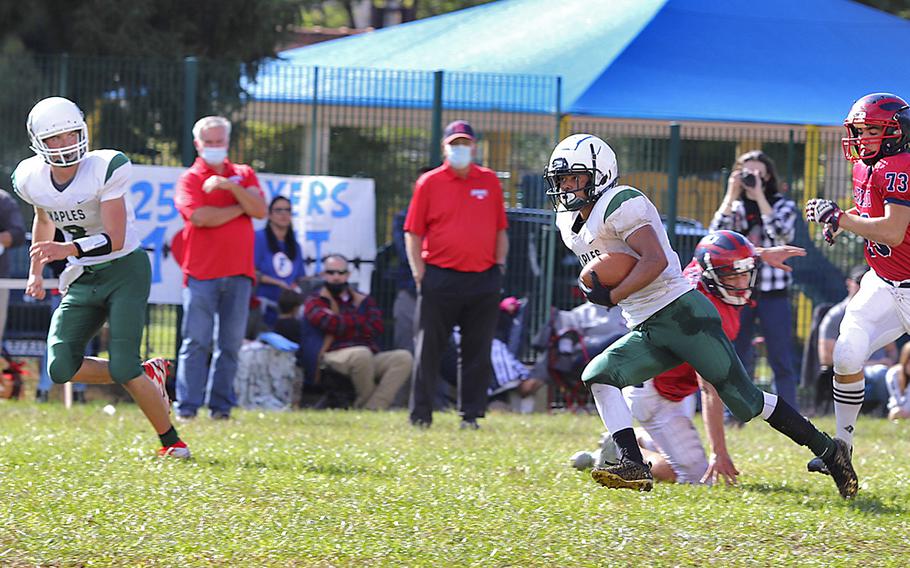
303, 289, 384, 353
709, 197, 797, 292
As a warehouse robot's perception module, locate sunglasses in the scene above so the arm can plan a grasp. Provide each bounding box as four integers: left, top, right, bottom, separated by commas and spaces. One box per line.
271, 207, 292, 213
324, 270, 349, 276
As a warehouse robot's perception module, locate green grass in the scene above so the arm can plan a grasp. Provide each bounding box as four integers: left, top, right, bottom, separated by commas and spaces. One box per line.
1, 403, 909, 567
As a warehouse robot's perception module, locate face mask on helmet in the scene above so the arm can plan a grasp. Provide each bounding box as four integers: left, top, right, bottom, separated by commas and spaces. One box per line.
544, 134, 618, 212
695, 230, 758, 306
27, 97, 89, 167
841, 93, 910, 164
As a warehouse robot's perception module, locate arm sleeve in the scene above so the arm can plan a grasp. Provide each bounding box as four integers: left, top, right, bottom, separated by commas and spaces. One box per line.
10, 166, 33, 206
709, 202, 743, 232
356, 295, 384, 338
605, 195, 652, 241
303, 296, 345, 336
761, 198, 797, 245
494, 178, 508, 230
404, 178, 428, 235
99, 153, 132, 202
175, 171, 205, 221
253, 231, 267, 273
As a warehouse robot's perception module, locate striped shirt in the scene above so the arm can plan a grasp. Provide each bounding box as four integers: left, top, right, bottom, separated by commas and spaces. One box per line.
709, 197, 797, 292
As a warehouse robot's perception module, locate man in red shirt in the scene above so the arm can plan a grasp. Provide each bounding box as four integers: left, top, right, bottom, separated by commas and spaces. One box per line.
174, 116, 267, 420
404, 120, 509, 429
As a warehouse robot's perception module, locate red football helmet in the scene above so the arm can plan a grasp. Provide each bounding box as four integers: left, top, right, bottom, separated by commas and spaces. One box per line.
842, 93, 910, 163
694, 230, 758, 306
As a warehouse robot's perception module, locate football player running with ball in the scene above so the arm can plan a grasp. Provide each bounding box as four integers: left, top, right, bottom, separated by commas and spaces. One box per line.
12, 97, 190, 458
545, 134, 855, 498
805, 93, 910, 476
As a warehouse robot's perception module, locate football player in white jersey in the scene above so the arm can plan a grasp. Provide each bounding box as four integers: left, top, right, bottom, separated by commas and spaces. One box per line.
12, 96, 190, 458
545, 134, 855, 498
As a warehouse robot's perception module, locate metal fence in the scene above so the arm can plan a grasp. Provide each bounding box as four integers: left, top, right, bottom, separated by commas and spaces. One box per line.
0, 54, 870, 380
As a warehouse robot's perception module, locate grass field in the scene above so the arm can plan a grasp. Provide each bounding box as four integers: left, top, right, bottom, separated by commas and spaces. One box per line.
1, 403, 909, 567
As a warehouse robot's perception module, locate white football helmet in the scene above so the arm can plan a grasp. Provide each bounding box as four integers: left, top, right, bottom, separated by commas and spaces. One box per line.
544, 134, 618, 211
27, 97, 89, 166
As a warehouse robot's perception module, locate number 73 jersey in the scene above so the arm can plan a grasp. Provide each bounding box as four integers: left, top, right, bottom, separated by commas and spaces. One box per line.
12, 149, 140, 266
851, 153, 910, 281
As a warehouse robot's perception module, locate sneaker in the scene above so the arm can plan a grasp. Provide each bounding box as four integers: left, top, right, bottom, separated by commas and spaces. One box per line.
72, 391, 87, 404
142, 358, 171, 405
210, 411, 231, 421
460, 419, 480, 430
35, 389, 49, 403
410, 418, 431, 429
157, 440, 191, 459
591, 459, 654, 491
823, 438, 858, 499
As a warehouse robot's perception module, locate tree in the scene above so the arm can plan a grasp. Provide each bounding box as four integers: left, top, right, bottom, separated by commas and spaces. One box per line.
0, 0, 315, 168
855, 0, 910, 19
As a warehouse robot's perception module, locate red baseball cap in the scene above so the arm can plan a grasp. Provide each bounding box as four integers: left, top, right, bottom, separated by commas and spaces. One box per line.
443, 120, 476, 144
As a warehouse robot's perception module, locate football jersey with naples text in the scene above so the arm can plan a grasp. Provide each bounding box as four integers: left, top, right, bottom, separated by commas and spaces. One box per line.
555, 185, 692, 326
851, 152, 910, 281
12, 150, 139, 266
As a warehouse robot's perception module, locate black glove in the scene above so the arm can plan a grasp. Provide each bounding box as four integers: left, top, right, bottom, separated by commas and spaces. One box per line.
578, 270, 616, 308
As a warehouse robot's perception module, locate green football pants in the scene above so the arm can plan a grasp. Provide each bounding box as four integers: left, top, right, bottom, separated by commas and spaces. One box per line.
581, 289, 764, 421
47, 249, 150, 385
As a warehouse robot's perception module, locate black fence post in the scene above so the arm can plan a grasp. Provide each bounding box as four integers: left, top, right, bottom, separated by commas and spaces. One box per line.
429, 70, 443, 167
181, 56, 198, 167
667, 123, 681, 252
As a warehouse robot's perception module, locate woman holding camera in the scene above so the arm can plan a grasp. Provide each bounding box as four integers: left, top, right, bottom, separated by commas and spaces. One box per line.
710, 150, 800, 408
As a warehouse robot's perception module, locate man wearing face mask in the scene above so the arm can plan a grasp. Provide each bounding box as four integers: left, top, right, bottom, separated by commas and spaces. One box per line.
174, 115, 267, 420
404, 120, 509, 429
303, 254, 413, 410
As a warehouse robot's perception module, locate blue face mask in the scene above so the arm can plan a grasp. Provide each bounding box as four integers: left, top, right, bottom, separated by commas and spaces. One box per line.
200, 146, 228, 165
445, 144, 472, 169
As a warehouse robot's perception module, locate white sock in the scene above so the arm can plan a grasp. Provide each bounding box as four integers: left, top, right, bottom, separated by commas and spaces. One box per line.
590, 383, 633, 434
518, 395, 535, 414
760, 391, 778, 420
833, 378, 864, 447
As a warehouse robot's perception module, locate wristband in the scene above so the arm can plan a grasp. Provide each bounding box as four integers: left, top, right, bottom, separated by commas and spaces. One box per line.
73, 233, 113, 257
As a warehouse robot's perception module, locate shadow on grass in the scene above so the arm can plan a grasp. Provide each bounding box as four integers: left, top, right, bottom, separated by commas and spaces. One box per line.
739, 482, 906, 515
198, 458, 380, 476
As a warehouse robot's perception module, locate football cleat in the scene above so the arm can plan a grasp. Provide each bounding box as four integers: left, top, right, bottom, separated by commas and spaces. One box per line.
822, 438, 858, 500
807, 456, 829, 476
143, 357, 171, 406
591, 459, 653, 492
157, 440, 191, 459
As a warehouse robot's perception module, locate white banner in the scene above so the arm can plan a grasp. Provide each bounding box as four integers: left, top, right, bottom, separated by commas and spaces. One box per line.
130, 166, 375, 304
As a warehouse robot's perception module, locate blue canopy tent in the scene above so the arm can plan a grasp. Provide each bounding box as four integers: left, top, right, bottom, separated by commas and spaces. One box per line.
250, 0, 910, 125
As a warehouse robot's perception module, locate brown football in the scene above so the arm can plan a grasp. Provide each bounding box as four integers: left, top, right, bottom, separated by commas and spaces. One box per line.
579, 252, 638, 289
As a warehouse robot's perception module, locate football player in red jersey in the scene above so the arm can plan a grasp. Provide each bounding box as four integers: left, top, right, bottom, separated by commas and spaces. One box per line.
806, 92, 910, 475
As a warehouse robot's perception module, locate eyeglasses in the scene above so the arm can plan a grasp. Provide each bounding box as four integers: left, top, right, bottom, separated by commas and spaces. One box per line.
324, 270, 349, 276
271, 207, 292, 213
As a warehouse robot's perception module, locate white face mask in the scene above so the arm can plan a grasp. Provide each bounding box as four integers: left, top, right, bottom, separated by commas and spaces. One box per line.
445, 144, 473, 169
200, 146, 228, 165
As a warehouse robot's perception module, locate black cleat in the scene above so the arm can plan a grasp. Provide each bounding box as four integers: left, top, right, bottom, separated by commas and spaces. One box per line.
807, 456, 829, 476
822, 438, 858, 499
591, 459, 653, 491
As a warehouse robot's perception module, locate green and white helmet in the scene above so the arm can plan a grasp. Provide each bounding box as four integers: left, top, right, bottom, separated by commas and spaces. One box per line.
544, 134, 618, 212
27, 96, 89, 166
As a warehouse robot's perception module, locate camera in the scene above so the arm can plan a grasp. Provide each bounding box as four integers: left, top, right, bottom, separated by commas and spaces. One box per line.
740, 172, 757, 188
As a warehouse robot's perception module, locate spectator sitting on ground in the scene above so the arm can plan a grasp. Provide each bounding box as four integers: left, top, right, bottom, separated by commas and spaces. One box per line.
886, 343, 910, 421
303, 254, 412, 410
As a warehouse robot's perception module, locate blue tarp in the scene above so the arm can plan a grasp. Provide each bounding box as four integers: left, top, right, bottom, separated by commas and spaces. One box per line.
250, 0, 910, 125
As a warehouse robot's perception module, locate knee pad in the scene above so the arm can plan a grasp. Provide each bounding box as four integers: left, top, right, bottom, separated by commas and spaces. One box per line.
581, 353, 624, 387
108, 340, 143, 384
833, 324, 871, 376
47, 345, 81, 385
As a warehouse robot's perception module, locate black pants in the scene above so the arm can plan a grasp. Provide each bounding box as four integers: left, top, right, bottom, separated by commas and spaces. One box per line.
409, 264, 501, 424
